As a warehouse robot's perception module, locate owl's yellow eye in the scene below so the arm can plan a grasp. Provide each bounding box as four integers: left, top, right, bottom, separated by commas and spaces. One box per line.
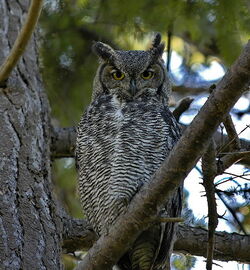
141, 70, 154, 80
111, 70, 125, 80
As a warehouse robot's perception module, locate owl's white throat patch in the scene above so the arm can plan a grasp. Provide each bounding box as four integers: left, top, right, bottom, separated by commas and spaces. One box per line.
112, 95, 124, 120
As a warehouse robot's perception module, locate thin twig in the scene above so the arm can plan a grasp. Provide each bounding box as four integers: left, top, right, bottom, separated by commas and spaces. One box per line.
202, 140, 218, 270
216, 190, 247, 235
223, 115, 241, 150
217, 151, 250, 175
158, 217, 184, 223
218, 125, 250, 155
221, 172, 250, 181
166, 26, 173, 72
0, 0, 43, 84
215, 175, 250, 187
219, 151, 250, 155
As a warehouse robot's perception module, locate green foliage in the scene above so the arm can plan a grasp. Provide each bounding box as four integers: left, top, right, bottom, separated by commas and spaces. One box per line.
53, 159, 83, 218
214, 0, 244, 64
40, 0, 250, 125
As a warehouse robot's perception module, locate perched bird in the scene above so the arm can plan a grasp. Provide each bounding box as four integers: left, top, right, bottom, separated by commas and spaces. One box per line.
76, 33, 182, 270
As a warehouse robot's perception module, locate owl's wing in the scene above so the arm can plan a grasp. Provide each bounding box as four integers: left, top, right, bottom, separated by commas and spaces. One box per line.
154, 106, 183, 269
161, 105, 182, 141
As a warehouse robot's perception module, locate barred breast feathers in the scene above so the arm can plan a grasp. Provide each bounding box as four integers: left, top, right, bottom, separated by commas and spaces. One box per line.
76, 94, 180, 236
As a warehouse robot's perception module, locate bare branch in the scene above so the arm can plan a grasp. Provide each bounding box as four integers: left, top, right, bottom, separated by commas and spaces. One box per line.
217, 151, 250, 175
202, 140, 218, 270
158, 217, 184, 223
173, 97, 194, 121
0, 0, 43, 85
218, 124, 250, 155
74, 41, 250, 270
166, 27, 173, 72
51, 126, 77, 158
62, 217, 97, 253
172, 85, 208, 95
216, 190, 247, 235
62, 218, 250, 263
223, 115, 241, 150
175, 225, 250, 263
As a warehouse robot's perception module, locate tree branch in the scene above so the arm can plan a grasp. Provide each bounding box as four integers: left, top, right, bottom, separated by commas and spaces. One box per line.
223, 115, 241, 151
172, 85, 209, 95
62, 217, 97, 253
74, 41, 250, 270
173, 97, 194, 121
61, 218, 250, 264
0, 0, 43, 85
217, 151, 250, 175
202, 140, 218, 270
51, 126, 77, 158
50, 126, 250, 168
175, 225, 250, 263
215, 190, 247, 235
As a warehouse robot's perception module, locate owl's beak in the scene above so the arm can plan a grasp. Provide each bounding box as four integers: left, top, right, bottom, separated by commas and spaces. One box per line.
129, 79, 138, 96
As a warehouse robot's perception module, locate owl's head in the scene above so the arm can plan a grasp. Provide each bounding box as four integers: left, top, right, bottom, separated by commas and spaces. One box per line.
92, 33, 171, 104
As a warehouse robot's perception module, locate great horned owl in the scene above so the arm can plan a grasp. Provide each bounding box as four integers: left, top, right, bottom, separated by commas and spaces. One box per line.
76, 33, 182, 270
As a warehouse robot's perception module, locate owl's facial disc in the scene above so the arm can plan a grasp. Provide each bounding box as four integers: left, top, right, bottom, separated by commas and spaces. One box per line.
101, 63, 163, 100
92, 34, 170, 103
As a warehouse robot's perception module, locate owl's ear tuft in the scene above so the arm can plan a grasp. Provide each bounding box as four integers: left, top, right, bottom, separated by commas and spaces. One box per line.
149, 33, 165, 61
92, 41, 116, 63
152, 33, 162, 48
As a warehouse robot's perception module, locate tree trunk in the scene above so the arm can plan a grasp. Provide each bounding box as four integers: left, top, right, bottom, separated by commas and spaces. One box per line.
0, 1, 62, 269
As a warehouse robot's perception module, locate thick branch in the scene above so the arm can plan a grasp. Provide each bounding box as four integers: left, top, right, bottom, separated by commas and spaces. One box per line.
62, 217, 97, 253
74, 41, 250, 270
175, 225, 250, 263
0, 0, 43, 84
62, 218, 250, 263
51, 126, 77, 158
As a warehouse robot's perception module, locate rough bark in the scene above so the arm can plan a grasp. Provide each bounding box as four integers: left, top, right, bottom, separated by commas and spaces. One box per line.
201, 140, 218, 270
0, 1, 62, 269
175, 225, 250, 264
